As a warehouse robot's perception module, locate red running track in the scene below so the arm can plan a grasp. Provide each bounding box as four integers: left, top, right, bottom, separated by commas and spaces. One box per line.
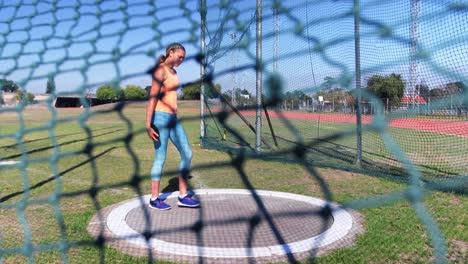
183, 108, 468, 137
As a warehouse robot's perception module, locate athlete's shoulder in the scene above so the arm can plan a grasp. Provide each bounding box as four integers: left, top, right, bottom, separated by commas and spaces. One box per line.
154, 64, 168, 80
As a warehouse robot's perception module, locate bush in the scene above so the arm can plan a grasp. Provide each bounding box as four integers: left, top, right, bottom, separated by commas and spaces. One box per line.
14, 90, 35, 104
96, 85, 124, 102
27, 93, 35, 103
124, 85, 146, 100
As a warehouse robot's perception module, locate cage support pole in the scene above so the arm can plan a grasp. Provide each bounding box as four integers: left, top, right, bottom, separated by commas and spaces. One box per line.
255, 0, 263, 152
199, 0, 207, 147
262, 99, 278, 147
354, 0, 362, 165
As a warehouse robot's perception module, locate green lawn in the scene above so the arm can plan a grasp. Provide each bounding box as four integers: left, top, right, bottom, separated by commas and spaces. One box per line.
0, 102, 466, 263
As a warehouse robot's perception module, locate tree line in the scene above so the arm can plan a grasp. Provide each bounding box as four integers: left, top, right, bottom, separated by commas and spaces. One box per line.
95, 84, 147, 102
2, 73, 465, 109
94, 81, 224, 102
307, 74, 465, 112
1, 79, 35, 104
177, 74, 465, 112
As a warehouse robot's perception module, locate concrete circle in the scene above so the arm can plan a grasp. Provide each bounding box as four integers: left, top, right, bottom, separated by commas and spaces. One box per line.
89, 189, 361, 263
126, 193, 333, 249
0, 160, 19, 166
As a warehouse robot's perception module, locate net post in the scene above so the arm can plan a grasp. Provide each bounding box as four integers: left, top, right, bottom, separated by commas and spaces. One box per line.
354, 0, 362, 165
199, 0, 207, 148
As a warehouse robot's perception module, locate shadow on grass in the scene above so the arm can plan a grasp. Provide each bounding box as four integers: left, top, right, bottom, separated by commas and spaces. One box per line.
1, 128, 123, 160
0, 126, 119, 149
203, 138, 467, 195
0, 147, 116, 203
274, 134, 461, 178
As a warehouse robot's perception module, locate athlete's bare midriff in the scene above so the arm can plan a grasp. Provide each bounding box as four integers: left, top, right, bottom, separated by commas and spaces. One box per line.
155, 66, 179, 114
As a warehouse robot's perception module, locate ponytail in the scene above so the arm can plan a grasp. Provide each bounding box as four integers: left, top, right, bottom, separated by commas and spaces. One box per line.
158, 55, 166, 64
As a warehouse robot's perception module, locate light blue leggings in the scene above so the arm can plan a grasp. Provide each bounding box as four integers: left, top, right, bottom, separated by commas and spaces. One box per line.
150, 111, 192, 181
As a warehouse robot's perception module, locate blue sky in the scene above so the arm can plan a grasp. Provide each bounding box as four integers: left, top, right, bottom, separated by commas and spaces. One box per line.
0, 0, 466, 95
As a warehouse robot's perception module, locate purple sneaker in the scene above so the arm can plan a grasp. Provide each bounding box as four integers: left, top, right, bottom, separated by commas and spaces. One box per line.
149, 198, 171, 210
178, 195, 200, 208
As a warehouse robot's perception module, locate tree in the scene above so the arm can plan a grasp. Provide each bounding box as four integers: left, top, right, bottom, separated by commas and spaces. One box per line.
145, 86, 151, 97
219, 88, 254, 106
315, 88, 353, 111
428, 81, 465, 99
205, 83, 221, 99
15, 90, 35, 104
181, 81, 222, 100
96, 84, 124, 102
124, 85, 146, 100
456, 81, 466, 94
46, 74, 56, 94
416, 84, 430, 100
283, 90, 312, 110
285, 90, 311, 101
445, 81, 465, 95
182, 81, 202, 100
366, 73, 405, 109
429, 88, 444, 98
322, 76, 336, 89
15, 90, 24, 101
237, 88, 253, 106
0, 79, 20, 93
222, 90, 232, 102
27, 93, 35, 103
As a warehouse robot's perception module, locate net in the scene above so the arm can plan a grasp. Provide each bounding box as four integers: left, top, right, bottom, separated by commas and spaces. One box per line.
0, 0, 466, 263
203, 0, 467, 183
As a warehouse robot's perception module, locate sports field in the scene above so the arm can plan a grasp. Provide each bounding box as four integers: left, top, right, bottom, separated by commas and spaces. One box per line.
0, 101, 466, 263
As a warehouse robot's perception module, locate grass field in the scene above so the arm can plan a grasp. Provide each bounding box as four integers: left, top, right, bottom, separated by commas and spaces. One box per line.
0, 101, 466, 263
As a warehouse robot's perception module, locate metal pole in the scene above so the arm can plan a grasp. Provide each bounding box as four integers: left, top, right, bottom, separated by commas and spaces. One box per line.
199, 0, 207, 147
354, 0, 362, 165
230, 32, 237, 106
410, 0, 420, 111
272, 6, 278, 73
256, 0, 263, 152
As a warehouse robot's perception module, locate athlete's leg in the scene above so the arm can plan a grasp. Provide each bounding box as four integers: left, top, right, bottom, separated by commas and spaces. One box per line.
169, 115, 193, 196
150, 111, 171, 198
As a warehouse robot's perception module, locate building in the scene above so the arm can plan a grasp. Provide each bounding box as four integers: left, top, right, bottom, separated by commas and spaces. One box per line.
401, 95, 427, 105
0, 92, 104, 108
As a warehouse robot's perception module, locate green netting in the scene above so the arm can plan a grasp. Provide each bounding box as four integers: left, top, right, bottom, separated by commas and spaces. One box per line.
0, 0, 467, 263
203, 0, 467, 184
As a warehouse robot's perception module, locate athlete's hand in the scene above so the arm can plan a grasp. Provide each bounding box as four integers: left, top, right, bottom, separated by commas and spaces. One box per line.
147, 125, 160, 141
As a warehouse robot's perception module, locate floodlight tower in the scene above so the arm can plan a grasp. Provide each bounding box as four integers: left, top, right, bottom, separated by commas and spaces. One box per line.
272, 6, 279, 73
408, 0, 420, 109
230, 32, 238, 106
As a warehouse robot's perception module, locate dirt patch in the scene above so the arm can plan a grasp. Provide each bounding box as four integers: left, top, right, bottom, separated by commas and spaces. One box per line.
399, 252, 432, 263
448, 197, 462, 206
316, 168, 360, 182
448, 239, 467, 262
